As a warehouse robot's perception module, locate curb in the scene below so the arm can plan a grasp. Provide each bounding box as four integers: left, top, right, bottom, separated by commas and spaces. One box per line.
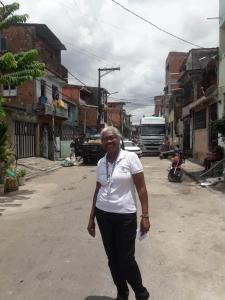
25, 165, 63, 181
182, 169, 201, 184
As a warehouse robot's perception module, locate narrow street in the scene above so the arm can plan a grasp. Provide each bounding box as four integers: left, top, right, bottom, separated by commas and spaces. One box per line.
0, 157, 225, 300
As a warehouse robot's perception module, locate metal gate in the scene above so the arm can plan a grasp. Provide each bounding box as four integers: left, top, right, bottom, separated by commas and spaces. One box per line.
183, 118, 190, 151
15, 121, 36, 158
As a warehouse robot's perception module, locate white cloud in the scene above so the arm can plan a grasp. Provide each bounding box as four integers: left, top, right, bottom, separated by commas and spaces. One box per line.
6, 0, 219, 123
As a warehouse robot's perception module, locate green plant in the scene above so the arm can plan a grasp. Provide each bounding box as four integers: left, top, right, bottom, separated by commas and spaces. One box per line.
0, 123, 8, 184
209, 118, 225, 136
16, 169, 26, 177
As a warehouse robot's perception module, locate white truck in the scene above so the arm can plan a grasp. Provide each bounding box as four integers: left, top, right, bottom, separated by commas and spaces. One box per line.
138, 116, 166, 155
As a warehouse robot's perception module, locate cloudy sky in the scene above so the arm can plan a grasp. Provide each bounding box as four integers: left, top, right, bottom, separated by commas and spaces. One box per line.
6, 0, 219, 123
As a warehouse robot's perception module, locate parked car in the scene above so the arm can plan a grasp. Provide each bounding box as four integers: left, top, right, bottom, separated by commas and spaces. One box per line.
123, 140, 142, 157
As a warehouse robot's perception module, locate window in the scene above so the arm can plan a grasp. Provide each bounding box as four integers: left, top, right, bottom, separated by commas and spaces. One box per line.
140, 125, 165, 135
40, 80, 46, 97
52, 85, 59, 100
2, 84, 17, 96
3, 84, 16, 90
194, 109, 206, 129
0, 37, 7, 53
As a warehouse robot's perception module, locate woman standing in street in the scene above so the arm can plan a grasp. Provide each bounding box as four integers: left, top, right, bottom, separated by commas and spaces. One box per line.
87, 126, 150, 300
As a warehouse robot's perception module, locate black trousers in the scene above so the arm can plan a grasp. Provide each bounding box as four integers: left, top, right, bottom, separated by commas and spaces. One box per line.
96, 208, 147, 297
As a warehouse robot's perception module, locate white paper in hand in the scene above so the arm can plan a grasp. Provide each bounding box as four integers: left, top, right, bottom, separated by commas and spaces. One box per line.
136, 228, 148, 241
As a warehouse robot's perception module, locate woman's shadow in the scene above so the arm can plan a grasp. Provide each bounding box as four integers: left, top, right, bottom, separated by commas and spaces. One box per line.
84, 297, 114, 300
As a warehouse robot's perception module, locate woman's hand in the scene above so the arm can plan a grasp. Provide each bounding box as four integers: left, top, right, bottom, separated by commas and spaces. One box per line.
87, 218, 96, 237
140, 217, 150, 235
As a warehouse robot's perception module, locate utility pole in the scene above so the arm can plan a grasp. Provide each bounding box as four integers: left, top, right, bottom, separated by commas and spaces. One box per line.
52, 107, 55, 160
97, 67, 120, 131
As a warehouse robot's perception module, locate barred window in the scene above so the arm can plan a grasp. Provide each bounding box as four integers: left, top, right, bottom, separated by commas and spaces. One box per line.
194, 109, 206, 129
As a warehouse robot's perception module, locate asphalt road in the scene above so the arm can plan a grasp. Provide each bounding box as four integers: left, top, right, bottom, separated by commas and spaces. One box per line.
0, 157, 225, 300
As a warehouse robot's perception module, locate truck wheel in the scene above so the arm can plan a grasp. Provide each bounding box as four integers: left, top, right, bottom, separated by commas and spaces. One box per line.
83, 157, 88, 164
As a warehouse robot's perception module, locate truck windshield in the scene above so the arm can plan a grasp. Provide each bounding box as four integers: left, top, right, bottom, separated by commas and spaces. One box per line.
140, 125, 165, 135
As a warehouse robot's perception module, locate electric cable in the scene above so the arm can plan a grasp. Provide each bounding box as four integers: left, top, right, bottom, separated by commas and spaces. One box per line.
111, 0, 203, 48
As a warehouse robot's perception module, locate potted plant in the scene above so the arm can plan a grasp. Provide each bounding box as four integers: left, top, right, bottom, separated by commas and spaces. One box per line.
16, 169, 26, 186
5, 176, 18, 192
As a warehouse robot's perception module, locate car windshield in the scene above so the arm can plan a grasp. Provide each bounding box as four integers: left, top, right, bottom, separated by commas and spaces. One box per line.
140, 125, 165, 135
124, 141, 136, 147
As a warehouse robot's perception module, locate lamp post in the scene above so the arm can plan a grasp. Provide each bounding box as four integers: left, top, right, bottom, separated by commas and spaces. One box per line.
97, 67, 120, 131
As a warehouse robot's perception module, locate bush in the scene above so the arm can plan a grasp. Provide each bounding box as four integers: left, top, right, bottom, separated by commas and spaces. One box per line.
16, 169, 26, 177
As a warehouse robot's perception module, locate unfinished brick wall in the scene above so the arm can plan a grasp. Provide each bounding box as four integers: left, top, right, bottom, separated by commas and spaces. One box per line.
4, 80, 35, 109
3, 25, 34, 52
107, 103, 122, 127
63, 86, 80, 105
165, 52, 187, 94
79, 106, 97, 129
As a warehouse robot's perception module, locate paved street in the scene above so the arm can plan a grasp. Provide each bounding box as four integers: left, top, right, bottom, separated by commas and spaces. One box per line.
0, 157, 225, 300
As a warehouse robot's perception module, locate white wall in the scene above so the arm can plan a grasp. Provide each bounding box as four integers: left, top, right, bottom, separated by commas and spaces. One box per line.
36, 70, 64, 103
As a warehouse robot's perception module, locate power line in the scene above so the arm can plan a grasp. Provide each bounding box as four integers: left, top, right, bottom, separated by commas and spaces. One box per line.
109, 95, 156, 100
67, 70, 91, 89
0, 1, 93, 90
111, 0, 203, 49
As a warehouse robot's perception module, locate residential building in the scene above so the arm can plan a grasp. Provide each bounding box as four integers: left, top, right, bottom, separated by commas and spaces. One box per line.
179, 48, 218, 162
164, 52, 187, 146
218, 0, 225, 147
63, 85, 108, 136
107, 101, 126, 133
154, 95, 165, 117
2, 23, 69, 160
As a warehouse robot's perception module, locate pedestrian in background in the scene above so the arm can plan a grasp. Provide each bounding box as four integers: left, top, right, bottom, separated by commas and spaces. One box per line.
87, 126, 150, 300
203, 140, 223, 171
70, 136, 81, 161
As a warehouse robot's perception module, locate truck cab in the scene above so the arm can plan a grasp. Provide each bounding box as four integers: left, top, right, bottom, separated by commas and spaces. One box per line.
139, 116, 165, 155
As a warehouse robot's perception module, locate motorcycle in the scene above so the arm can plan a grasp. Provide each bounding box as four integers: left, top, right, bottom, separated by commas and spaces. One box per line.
168, 151, 185, 182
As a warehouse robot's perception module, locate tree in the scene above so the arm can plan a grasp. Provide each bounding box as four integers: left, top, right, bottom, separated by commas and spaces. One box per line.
0, 49, 45, 86
0, 2, 45, 183
0, 2, 28, 31
0, 2, 45, 117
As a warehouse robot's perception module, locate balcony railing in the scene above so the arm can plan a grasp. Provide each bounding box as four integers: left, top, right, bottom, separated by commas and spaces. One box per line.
35, 103, 68, 119
55, 106, 68, 118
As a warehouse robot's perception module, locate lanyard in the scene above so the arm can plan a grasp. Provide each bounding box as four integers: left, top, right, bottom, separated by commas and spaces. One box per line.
106, 159, 117, 195
106, 150, 120, 182
106, 160, 116, 183
105, 150, 120, 194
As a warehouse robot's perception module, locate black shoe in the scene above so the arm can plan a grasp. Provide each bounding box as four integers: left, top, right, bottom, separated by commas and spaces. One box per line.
135, 289, 150, 300
117, 295, 128, 300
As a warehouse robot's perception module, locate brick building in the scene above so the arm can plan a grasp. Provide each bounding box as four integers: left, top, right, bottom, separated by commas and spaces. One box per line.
179, 48, 218, 161
63, 85, 108, 136
107, 101, 126, 130
2, 23, 70, 159
164, 52, 187, 146
154, 95, 165, 116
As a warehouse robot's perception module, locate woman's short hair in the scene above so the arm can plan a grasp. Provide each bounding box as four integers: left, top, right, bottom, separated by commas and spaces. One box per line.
100, 126, 122, 140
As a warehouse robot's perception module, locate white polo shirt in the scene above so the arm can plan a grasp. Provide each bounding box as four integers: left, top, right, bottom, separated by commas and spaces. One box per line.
96, 149, 143, 214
